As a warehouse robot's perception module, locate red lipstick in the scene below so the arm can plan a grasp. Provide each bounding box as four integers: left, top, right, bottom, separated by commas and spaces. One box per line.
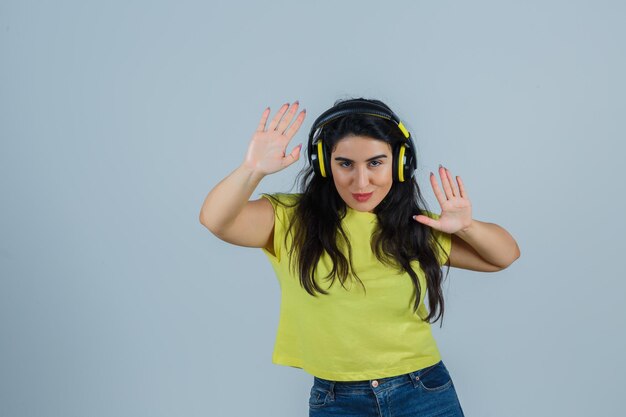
352, 192, 373, 202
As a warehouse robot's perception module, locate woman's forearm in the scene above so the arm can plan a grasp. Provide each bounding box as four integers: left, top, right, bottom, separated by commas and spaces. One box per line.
199, 102, 305, 237
454, 220, 520, 269
198, 164, 265, 234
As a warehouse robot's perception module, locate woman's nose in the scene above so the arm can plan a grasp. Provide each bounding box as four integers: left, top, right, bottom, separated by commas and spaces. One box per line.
355, 166, 369, 189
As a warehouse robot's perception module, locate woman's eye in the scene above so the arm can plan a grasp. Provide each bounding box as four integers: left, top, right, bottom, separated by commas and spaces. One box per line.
338, 161, 382, 168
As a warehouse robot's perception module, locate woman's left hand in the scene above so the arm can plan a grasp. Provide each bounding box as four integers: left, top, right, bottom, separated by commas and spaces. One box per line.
413, 165, 473, 234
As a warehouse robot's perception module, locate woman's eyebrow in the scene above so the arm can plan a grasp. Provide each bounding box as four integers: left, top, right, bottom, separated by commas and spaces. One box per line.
334, 154, 388, 162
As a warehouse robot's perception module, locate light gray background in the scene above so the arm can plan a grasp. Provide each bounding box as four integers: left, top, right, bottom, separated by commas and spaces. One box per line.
1, 1, 624, 416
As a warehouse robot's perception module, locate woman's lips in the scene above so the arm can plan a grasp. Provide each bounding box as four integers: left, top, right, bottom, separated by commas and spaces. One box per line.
352, 192, 373, 202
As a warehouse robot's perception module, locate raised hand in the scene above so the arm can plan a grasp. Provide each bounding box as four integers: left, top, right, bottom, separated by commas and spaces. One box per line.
243, 101, 306, 176
413, 165, 473, 234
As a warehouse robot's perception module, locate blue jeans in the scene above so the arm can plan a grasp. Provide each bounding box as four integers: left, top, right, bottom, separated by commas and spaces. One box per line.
309, 361, 465, 417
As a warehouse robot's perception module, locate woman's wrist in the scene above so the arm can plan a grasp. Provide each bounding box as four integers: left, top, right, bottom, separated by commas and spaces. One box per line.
238, 162, 267, 184
454, 219, 476, 238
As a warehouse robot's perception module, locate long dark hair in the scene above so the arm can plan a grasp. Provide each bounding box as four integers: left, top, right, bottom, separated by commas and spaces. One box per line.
268, 98, 450, 324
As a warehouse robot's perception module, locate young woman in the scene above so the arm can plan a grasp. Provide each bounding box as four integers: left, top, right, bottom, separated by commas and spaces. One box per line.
199, 98, 520, 416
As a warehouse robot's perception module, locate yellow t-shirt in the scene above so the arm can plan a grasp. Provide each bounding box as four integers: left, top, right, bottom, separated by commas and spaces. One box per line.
261, 193, 452, 381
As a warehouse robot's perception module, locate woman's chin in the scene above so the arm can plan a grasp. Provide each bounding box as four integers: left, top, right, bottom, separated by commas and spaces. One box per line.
345, 198, 382, 213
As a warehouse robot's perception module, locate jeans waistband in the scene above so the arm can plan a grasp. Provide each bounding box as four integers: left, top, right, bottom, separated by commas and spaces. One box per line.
313, 361, 443, 393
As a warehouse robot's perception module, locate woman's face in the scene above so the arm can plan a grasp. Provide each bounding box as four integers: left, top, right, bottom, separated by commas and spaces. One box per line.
330, 135, 393, 212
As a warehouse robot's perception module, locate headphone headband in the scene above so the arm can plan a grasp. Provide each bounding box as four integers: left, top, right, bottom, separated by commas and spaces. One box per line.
310, 100, 403, 137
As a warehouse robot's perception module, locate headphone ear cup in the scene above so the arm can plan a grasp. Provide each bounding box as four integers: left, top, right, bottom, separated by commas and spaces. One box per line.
321, 140, 332, 178
311, 138, 332, 178
310, 141, 321, 176
392, 144, 401, 182
393, 143, 415, 182
402, 144, 415, 180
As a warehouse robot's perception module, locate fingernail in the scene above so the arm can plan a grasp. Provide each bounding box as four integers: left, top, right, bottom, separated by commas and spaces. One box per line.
295, 100, 299, 105
439, 164, 443, 169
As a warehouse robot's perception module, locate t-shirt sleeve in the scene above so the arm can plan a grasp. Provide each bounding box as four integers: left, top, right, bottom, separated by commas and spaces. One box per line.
423, 211, 452, 267
259, 193, 298, 263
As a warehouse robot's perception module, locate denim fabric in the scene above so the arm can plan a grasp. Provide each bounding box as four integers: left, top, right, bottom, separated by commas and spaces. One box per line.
309, 361, 465, 417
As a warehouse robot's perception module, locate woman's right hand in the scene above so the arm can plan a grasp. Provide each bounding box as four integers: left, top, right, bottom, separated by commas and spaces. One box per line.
242, 101, 306, 176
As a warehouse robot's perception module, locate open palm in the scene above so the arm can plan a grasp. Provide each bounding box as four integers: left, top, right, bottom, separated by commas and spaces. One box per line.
243, 101, 306, 175
414, 165, 473, 234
